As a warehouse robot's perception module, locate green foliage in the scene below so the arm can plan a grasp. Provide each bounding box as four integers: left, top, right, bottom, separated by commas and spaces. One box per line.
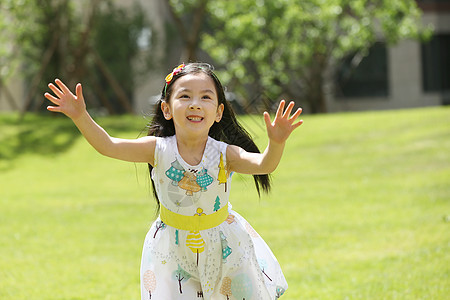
92, 1, 150, 111
0, 0, 152, 113
169, 0, 202, 15
203, 0, 432, 113
0, 106, 449, 298
172, 264, 191, 282
0, 0, 78, 79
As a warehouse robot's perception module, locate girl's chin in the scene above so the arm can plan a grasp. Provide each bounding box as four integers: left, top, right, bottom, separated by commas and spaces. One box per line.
175, 124, 210, 136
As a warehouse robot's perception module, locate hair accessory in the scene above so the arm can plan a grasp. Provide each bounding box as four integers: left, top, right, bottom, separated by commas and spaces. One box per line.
165, 64, 185, 85
164, 63, 185, 96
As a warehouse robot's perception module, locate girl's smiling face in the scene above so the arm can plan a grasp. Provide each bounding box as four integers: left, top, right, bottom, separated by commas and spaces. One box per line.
161, 73, 224, 138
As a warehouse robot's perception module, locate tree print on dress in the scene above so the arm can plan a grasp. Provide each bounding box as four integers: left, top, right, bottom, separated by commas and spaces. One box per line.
172, 264, 191, 294
220, 277, 233, 300
153, 220, 166, 238
143, 270, 156, 299
167, 183, 194, 207
218, 152, 227, 192
175, 229, 179, 245
213, 196, 221, 212
231, 273, 253, 300
186, 208, 206, 265
179, 171, 201, 196
165, 159, 184, 185
276, 286, 286, 298
220, 231, 232, 262
226, 213, 236, 224
245, 222, 260, 238
203, 280, 213, 294
196, 168, 213, 191
258, 258, 273, 281
166, 159, 214, 196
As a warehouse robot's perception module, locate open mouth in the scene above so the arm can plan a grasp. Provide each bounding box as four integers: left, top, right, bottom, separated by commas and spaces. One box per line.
187, 116, 204, 122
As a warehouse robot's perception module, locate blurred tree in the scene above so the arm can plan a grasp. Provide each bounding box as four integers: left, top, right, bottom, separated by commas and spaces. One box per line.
202, 0, 431, 113
165, 0, 209, 62
0, 0, 152, 114
0, 0, 79, 112
91, 1, 150, 114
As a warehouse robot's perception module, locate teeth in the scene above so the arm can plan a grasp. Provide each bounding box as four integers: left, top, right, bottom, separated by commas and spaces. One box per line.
188, 116, 202, 121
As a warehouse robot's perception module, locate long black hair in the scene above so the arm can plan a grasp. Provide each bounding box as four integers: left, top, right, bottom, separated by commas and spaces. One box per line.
147, 62, 271, 213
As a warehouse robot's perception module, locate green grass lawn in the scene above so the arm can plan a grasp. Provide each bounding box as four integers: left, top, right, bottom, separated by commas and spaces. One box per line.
0, 106, 449, 299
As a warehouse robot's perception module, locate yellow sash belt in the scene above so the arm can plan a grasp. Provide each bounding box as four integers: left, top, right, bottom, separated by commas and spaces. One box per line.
160, 203, 229, 231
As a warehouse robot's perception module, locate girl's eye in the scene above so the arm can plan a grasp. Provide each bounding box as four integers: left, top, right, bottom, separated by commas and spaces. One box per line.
202, 95, 212, 100
180, 94, 189, 99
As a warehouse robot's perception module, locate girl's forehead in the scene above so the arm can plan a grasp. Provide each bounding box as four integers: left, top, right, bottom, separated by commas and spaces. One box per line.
172, 73, 216, 92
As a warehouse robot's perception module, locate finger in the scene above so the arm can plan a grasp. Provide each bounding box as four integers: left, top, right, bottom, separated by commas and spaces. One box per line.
275, 100, 285, 119
47, 105, 62, 113
75, 83, 83, 100
55, 78, 73, 96
282, 101, 295, 119
291, 119, 304, 130
289, 107, 302, 122
48, 83, 64, 98
263, 111, 272, 128
44, 92, 61, 104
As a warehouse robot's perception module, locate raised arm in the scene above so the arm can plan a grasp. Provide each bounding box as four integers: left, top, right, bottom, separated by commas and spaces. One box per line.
44, 79, 156, 164
227, 100, 303, 175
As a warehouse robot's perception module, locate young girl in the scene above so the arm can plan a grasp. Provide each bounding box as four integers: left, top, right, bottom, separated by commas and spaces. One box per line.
45, 62, 302, 299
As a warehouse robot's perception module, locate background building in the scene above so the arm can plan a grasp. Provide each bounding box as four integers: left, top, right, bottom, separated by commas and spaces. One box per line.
329, 0, 450, 112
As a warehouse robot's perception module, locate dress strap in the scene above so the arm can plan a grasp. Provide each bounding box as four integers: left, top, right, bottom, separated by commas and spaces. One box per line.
160, 203, 229, 231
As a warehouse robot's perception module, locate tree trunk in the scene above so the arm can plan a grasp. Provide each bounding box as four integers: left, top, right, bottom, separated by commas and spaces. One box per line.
307, 85, 327, 114
306, 52, 328, 114
90, 75, 116, 114
70, 0, 101, 86
178, 279, 183, 294
165, 0, 209, 62
20, 31, 59, 117
262, 269, 272, 281
153, 225, 161, 238
92, 48, 133, 113
0, 77, 20, 110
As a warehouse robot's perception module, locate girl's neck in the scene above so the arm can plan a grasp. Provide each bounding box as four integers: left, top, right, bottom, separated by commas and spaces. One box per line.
175, 133, 208, 166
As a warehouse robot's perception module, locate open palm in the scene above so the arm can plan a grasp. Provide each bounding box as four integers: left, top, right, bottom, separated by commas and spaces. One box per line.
44, 79, 86, 120
264, 100, 303, 144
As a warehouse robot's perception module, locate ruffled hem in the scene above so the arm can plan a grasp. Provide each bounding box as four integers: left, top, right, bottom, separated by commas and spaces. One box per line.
140, 210, 287, 299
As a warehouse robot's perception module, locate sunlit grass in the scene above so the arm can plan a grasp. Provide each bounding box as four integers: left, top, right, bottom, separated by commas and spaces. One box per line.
0, 107, 449, 299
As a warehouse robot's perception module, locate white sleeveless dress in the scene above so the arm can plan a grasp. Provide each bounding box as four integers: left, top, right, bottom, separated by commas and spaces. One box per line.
140, 135, 288, 299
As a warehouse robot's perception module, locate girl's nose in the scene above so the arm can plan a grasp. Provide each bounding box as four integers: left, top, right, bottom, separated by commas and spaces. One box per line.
189, 98, 201, 110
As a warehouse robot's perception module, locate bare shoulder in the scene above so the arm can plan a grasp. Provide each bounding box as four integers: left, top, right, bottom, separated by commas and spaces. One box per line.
226, 144, 242, 162
225, 144, 261, 174
137, 135, 157, 144
136, 135, 157, 154
112, 135, 158, 164
226, 144, 240, 173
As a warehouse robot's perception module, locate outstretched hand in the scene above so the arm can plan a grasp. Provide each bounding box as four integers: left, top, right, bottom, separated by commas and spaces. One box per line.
263, 100, 303, 144
44, 79, 86, 120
